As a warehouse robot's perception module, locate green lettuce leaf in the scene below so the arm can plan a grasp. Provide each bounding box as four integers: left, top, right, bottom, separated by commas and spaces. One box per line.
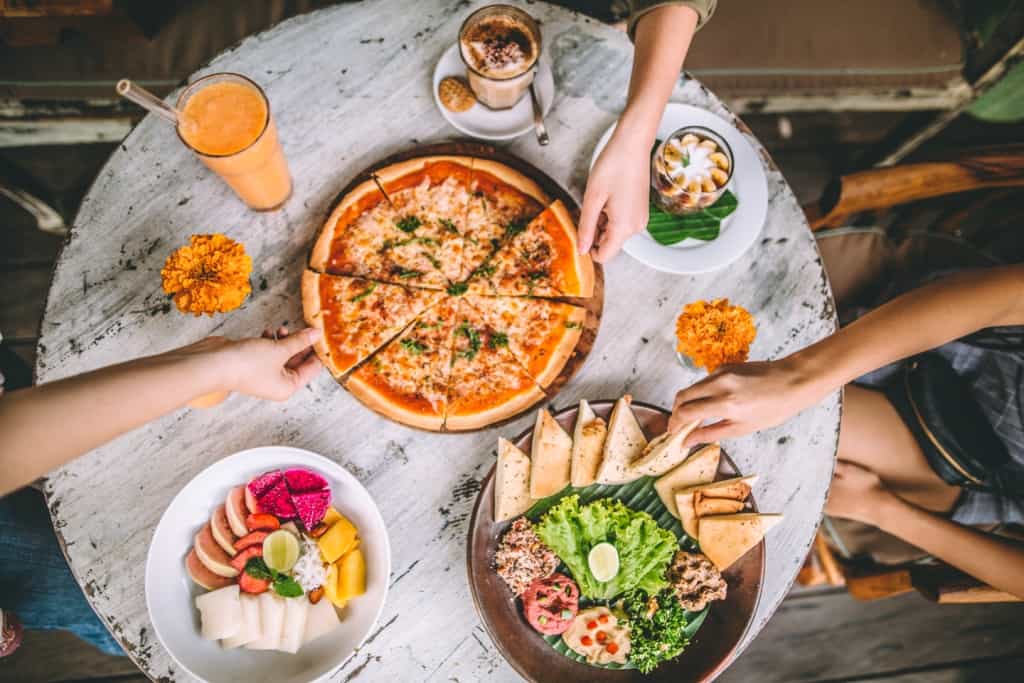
534, 495, 676, 601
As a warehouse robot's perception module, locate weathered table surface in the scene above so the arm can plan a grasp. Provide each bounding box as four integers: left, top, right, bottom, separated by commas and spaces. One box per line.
37, 1, 840, 680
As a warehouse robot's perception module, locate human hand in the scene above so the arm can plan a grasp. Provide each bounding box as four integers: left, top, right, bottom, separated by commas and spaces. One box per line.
667, 358, 827, 446
188, 326, 323, 402
824, 461, 894, 525
578, 129, 652, 263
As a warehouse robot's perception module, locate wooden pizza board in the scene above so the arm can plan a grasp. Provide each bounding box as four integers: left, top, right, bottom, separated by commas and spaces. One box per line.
307, 140, 604, 433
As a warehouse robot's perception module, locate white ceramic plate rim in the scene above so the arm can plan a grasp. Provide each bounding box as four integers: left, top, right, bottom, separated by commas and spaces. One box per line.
432, 42, 554, 141
144, 446, 391, 683
589, 103, 769, 274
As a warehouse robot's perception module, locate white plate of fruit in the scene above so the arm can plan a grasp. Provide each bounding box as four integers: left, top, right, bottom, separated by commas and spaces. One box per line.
145, 446, 391, 683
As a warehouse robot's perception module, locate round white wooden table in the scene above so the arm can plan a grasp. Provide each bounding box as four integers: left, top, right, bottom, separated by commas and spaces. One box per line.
38, 1, 840, 680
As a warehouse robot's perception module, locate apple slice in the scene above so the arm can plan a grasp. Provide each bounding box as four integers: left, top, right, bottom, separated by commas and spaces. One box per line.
210, 505, 237, 557
302, 597, 341, 646
225, 486, 249, 538
278, 596, 309, 653
222, 593, 263, 649
246, 593, 285, 650
185, 548, 235, 590
195, 584, 242, 641
244, 486, 261, 514
195, 523, 239, 578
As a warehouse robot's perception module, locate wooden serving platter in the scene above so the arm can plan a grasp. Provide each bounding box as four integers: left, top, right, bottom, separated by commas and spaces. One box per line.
306, 141, 604, 433
467, 400, 764, 682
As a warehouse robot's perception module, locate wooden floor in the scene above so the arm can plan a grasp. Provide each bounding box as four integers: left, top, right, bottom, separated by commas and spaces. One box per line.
3, 118, 1024, 682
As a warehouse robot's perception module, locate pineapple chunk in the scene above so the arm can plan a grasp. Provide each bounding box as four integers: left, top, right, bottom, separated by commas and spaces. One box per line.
322, 506, 342, 527
318, 514, 358, 563
338, 548, 366, 600
323, 562, 347, 609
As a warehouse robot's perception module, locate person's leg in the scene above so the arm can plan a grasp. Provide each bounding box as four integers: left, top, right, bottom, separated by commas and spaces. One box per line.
0, 487, 123, 656
838, 384, 961, 514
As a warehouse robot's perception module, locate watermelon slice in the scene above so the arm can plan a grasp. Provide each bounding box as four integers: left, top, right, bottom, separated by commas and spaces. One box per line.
256, 479, 297, 520
292, 489, 331, 530
248, 470, 284, 498
284, 468, 329, 494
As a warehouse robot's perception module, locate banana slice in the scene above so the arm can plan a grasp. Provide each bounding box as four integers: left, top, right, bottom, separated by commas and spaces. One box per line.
701, 177, 717, 193
710, 168, 729, 186
686, 179, 702, 194
680, 133, 699, 147
709, 152, 730, 171
698, 139, 718, 151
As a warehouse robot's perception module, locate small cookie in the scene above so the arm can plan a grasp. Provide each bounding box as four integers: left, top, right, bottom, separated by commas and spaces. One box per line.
439, 76, 476, 113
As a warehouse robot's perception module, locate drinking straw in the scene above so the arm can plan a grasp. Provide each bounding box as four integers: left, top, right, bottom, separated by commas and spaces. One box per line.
116, 79, 180, 125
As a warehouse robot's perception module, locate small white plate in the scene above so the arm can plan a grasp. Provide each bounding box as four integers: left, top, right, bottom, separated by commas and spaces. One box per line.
145, 446, 391, 683
590, 103, 769, 274
432, 42, 554, 141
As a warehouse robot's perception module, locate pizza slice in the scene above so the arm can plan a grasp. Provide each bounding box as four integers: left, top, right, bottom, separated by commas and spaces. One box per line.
310, 177, 406, 281
301, 270, 443, 378
459, 160, 550, 280
374, 156, 475, 285
445, 299, 545, 431
344, 298, 460, 431
466, 199, 595, 298
464, 294, 585, 389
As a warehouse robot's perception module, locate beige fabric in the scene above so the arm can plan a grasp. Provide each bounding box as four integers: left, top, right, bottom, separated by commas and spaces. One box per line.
628, 0, 717, 39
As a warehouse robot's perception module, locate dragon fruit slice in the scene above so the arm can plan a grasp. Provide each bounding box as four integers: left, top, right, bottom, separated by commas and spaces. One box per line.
284, 468, 329, 494
255, 479, 297, 520
292, 489, 332, 530
247, 470, 284, 498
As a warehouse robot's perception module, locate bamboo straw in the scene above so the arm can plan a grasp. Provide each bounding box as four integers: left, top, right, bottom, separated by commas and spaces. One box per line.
116, 79, 179, 125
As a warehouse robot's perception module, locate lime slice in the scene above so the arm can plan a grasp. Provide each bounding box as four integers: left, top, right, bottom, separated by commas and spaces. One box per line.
588, 542, 619, 583
262, 530, 300, 573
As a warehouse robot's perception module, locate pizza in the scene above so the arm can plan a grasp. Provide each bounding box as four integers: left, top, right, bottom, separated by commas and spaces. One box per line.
304, 154, 597, 431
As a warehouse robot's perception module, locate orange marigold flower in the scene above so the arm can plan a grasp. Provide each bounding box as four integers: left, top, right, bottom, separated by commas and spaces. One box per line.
161, 234, 252, 316
675, 298, 756, 373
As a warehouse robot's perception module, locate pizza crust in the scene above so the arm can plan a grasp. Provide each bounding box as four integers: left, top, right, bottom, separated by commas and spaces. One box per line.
445, 383, 545, 432
472, 159, 551, 206
534, 305, 585, 388
309, 177, 383, 272
372, 155, 476, 187
546, 199, 595, 298
344, 372, 445, 431
300, 270, 346, 379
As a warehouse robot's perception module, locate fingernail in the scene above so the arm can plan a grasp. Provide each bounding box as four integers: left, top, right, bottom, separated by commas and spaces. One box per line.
306, 328, 321, 342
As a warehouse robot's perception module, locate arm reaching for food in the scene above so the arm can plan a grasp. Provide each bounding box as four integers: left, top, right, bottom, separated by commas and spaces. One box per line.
578, 2, 710, 263
669, 265, 1024, 443
0, 327, 322, 496
827, 461, 1024, 598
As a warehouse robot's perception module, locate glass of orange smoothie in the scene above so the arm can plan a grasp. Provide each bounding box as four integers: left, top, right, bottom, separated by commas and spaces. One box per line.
175, 73, 291, 211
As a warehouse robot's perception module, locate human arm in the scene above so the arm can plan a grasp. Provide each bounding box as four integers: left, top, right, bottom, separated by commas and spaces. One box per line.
827, 461, 1024, 598
577, 2, 704, 262
0, 328, 322, 496
669, 265, 1024, 442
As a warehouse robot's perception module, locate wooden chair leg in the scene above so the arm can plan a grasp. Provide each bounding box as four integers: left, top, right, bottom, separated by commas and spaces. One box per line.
0, 184, 66, 235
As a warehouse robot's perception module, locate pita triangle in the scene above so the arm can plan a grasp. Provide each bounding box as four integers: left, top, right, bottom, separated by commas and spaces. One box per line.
529, 408, 572, 499
570, 400, 607, 487
699, 513, 783, 571
629, 420, 700, 477
654, 444, 721, 517
494, 438, 532, 522
594, 395, 648, 484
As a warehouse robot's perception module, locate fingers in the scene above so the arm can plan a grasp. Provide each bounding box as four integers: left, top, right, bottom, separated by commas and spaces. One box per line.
287, 350, 323, 389
684, 420, 740, 447
276, 327, 321, 359
593, 220, 631, 264
577, 185, 607, 255
669, 395, 727, 432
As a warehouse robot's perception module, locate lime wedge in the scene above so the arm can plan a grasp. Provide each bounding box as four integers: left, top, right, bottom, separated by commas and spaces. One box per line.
262, 530, 300, 573
588, 542, 619, 583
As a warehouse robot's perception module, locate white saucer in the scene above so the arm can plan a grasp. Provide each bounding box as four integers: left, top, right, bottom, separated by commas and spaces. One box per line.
590, 103, 769, 275
145, 446, 391, 683
432, 42, 554, 141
